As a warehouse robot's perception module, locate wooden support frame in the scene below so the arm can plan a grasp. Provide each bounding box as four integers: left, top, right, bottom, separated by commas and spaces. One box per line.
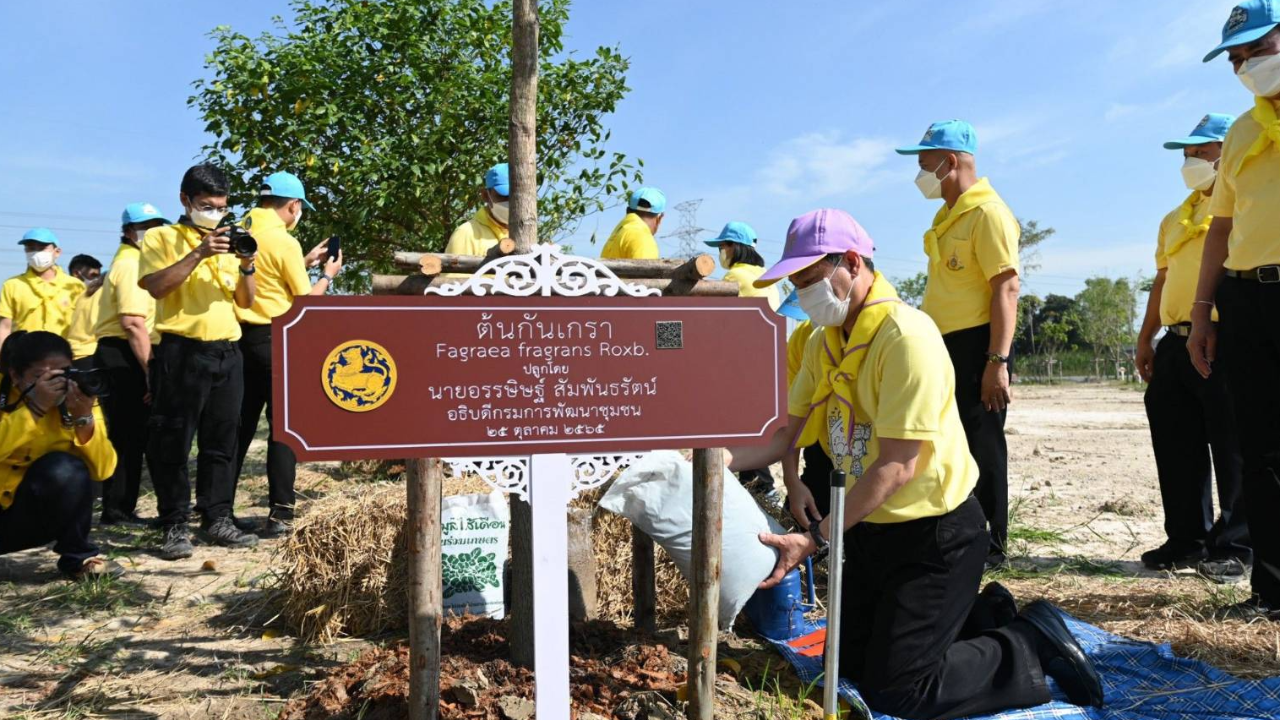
406, 458, 444, 720
371, 272, 739, 297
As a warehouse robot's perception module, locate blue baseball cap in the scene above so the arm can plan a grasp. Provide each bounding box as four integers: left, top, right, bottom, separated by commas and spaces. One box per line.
1164, 114, 1237, 149
776, 289, 808, 322
628, 187, 667, 214
121, 202, 169, 227
261, 171, 316, 210
896, 120, 979, 155
1205, 1, 1280, 62
19, 227, 58, 247
485, 163, 510, 196
704, 221, 758, 248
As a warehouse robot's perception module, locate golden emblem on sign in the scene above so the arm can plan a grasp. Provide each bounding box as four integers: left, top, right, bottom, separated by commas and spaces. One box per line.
322, 340, 397, 412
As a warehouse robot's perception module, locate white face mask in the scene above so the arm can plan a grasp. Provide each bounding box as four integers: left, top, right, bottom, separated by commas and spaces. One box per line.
797, 261, 852, 327
1181, 156, 1218, 191
489, 200, 510, 225
25, 250, 55, 272
719, 247, 734, 270
1238, 52, 1280, 98
189, 207, 228, 230
914, 159, 948, 200
287, 206, 303, 231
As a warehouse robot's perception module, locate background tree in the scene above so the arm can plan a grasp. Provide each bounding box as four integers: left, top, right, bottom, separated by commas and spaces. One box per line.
1037, 314, 1076, 383
893, 271, 928, 309
1013, 294, 1043, 356
1074, 276, 1138, 378
191, 0, 641, 289
1018, 218, 1055, 275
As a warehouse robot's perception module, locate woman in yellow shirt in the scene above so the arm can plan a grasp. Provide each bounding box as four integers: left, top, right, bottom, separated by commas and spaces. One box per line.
707, 222, 781, 311
0, 331, 120, 579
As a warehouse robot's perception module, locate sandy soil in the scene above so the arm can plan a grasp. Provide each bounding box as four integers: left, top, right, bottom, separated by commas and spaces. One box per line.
0, 383, 1274, 719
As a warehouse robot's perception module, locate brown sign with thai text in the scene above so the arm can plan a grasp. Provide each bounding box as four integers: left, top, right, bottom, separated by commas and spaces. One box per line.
272, 296, 786, 460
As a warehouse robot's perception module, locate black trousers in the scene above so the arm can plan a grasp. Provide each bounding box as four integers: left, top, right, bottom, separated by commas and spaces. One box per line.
93, 337, 154, 521
0, 452, 97, 574
1217, 276, 1280, 604
943, 324, 1009, 558
1145, 332, 1250, 561
841, 496, 1050, 719
234, 323, 297, 519
796, 442, 834, 519
148, 334, 243, 527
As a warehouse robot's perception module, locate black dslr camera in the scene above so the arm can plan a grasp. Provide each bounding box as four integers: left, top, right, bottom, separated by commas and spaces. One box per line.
64, 367, 109, 397
218, 215, 258, 256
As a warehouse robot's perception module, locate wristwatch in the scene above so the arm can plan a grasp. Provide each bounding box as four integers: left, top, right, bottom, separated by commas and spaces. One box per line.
809, 524, 830, 560
72, 415, 94, 428
986, 353, 1009, 365
239, 264, 257, 276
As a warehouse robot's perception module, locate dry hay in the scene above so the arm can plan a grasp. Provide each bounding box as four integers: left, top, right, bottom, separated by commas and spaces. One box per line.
277, 479, 691, 643
1004, 574, 1280, 679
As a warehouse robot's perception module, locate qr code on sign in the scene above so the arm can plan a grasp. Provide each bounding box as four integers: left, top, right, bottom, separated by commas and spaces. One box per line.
655, 321, 683, 350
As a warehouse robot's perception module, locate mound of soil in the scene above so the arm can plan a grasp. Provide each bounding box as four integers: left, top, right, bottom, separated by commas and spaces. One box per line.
278, 617, 685, 720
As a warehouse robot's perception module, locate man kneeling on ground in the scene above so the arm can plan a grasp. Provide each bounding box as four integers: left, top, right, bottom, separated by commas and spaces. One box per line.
0, 331, 120, 579
727, 209, 1104, 719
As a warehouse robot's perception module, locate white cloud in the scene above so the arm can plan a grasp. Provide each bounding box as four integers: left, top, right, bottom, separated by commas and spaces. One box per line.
1103, 90, 1191, 123
755, 132, 896, 199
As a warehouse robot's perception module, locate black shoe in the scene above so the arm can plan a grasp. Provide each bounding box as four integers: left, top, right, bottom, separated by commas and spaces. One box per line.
1214, 596, 1280, 621
1020, 600, 1104, 708
979, 582, 1019, 628
985, 551, 1008, 572
1197, 557, 1249, 585
1140, 542, 1206, 571
159, 525, 195, 561
200, 516, 260, 548
262, 516, 292, 539
101, 511, 148, 528
230, 515, 260, 534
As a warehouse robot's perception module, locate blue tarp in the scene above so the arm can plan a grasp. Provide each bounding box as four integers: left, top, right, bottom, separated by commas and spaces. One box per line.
767, 614, 1280, 720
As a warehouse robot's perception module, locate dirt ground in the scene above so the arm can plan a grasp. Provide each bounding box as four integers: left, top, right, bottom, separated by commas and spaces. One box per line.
2, 383, 1277, 719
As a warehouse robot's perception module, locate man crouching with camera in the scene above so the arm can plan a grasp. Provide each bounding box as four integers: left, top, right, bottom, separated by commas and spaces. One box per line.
139, 163, 259, 561
0, 331, 120, 579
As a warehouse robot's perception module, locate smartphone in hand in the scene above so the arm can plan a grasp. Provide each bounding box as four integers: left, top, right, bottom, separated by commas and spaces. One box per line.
326, 236, 341, 261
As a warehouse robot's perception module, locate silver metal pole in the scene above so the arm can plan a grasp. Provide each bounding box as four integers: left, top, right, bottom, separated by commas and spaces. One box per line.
822, 468, 847, 719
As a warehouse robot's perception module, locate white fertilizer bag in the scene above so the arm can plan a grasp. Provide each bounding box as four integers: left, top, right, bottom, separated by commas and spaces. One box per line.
441, 491, 510, 618
598, 451, 783, 629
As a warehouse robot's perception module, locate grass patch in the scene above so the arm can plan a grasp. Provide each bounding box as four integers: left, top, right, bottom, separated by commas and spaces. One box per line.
41, 575, 147, 615
743, 659, 829, 720
0, 607, 34, 633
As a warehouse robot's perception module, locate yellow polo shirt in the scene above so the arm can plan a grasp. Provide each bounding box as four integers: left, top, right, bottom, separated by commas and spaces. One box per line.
0, 403, 115, 510
93, 243, 159, 345
1209, 102, 1280, 270
786, 320, 814, 387
139, 223, 243, 342
235, 208, 311, 325
1156, 193, 1215, 325
444, 208, 509, 257
66, 289, 102, 359
0, 267, 85, 336
600, 213, 659, 260
788, 302, 978, 524
724, 263, 781, 311
921, 181, 1020, 336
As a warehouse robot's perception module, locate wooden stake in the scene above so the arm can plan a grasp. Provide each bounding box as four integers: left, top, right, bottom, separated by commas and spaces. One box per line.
406, 458, 444, 720
688, 448, 723, 720
417, 240, 516, 275
631, 525, 656, 633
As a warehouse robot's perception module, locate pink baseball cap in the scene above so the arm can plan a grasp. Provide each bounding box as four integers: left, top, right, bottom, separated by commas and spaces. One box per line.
754, 209, 875, 288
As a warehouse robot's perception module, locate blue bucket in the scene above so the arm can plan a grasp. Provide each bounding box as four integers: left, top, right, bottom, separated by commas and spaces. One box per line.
743, 561, 813, 641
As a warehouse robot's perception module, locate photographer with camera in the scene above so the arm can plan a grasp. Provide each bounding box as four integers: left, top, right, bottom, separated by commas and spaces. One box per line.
65, 254, 104, 368
139, 164, 259, 560
232, 171, 341, 537
0, 331, 120, 580
92, 203, 168, 526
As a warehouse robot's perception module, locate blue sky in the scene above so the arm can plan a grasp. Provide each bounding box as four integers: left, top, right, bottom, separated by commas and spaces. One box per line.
0, 0, 1252, 297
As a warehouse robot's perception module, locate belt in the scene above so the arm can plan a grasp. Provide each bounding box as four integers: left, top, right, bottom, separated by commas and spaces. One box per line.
1226, 266, 1280, 283
160, 332, 237, 351
1165, 323, 1192, 337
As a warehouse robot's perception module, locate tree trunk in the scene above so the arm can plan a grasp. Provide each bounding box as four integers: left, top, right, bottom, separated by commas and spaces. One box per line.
507, 0, 540, 670
406, 458, 444, 720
